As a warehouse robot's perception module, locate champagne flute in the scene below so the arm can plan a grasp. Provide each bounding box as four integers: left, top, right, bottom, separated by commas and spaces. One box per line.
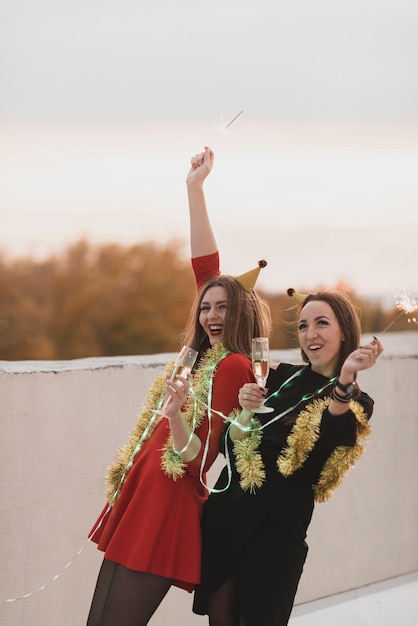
251, 337, 274, 414
154, 345, 198, 417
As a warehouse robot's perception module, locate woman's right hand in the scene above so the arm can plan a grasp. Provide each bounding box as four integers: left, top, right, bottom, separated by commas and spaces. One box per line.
238, 382, 267, 412
186, 146, 214, 187
228, 382, 265, 442
164, 375, 190, 420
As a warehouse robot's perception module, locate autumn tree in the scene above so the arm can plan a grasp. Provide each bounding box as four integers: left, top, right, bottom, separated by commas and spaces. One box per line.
0, 240, 195, 359
0, 241, 414, 361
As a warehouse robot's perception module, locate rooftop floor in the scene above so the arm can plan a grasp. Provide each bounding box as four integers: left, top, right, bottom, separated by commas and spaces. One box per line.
290, 571, 418, 625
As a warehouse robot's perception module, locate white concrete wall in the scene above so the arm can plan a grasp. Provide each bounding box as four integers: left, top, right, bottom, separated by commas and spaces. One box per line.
1, 333, 417, 626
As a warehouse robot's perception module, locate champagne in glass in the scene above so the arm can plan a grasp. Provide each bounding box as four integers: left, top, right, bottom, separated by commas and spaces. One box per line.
251, 337, 274, 414
155, 345, 198, 417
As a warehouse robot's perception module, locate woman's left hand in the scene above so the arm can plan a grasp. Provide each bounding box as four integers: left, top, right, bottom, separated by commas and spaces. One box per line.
186, 146, 214, 187
340, 336, 384, 379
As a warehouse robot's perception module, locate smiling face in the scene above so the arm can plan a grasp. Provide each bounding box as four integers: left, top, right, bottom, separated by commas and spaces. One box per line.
199, 285, 228, 346
298, 300, 345, 377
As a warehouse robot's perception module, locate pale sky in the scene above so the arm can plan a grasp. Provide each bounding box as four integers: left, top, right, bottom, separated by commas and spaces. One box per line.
1, 0, 417, 300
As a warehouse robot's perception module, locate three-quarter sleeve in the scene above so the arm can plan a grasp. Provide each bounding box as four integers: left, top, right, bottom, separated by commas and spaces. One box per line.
192, 252, 220, 290
319, 392, 374, 448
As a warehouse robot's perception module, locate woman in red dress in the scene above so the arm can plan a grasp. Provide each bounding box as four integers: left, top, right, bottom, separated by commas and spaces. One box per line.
86, 148, 271, 625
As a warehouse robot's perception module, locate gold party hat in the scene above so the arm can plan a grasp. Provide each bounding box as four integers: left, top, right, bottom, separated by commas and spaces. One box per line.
287, 287, 308, 304
236, 260, 267, 292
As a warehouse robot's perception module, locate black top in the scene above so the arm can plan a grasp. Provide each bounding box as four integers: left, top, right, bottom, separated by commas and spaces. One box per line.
193, 363, 374, 622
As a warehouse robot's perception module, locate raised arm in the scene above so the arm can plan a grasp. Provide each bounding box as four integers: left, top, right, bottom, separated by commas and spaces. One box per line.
186, 146, 217, 258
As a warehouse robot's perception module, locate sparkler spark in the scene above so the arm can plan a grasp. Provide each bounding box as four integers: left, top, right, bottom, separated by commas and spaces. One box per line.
395, 291, 418, 316
212, 109, 244, 134
379, 290, 418, 335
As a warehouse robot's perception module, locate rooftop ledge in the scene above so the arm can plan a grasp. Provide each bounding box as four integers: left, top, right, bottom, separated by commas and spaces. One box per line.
0, 331, 417, 375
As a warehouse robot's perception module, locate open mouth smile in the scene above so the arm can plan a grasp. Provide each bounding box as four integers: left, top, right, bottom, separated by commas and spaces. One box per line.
209, 325, 223, 336
308, 344, 323, 352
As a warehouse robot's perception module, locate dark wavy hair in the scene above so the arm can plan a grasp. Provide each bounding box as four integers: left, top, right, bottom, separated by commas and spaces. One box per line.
182, 275, 271, 359
298, 291, 362, 377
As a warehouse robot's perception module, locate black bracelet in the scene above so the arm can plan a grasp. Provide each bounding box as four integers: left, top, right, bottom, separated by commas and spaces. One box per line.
331, 387, 353, 403
335, 379, 356, 395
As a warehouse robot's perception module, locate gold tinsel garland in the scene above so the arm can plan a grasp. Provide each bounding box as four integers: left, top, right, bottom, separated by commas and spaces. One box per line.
233, 397, 371, 502
311, 401, 371, 502
232, 414, 265, 494
105, 343, 229, 504
277, 398, 327, 477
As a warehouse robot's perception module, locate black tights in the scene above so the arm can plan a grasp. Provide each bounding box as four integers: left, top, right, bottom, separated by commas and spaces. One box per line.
207, 569, 297, 626
87, 558, 172, 626
208, 576, 245, 626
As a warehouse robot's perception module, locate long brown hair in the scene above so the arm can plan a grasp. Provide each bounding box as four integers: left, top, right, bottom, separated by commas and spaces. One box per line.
298, 291, 361, 377
182, 275, 271, 358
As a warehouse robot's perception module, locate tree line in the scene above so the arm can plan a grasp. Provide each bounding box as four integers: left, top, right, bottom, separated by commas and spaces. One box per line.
0, 239, 411, 360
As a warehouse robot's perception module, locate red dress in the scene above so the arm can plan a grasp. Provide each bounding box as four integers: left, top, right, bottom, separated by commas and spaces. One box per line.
89, 252, 253, 591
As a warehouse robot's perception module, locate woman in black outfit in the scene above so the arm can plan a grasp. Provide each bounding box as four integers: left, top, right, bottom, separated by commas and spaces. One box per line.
193, 289, 383, 626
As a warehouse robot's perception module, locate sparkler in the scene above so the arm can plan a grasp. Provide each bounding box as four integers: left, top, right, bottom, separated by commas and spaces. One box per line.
224, 109, 244, 129
212, 109, 244, 134
378, 290, 418, 335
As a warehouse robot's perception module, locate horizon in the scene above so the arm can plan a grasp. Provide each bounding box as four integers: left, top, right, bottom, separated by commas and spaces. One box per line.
1, 204, 416, 312
1, 1, 417, 306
